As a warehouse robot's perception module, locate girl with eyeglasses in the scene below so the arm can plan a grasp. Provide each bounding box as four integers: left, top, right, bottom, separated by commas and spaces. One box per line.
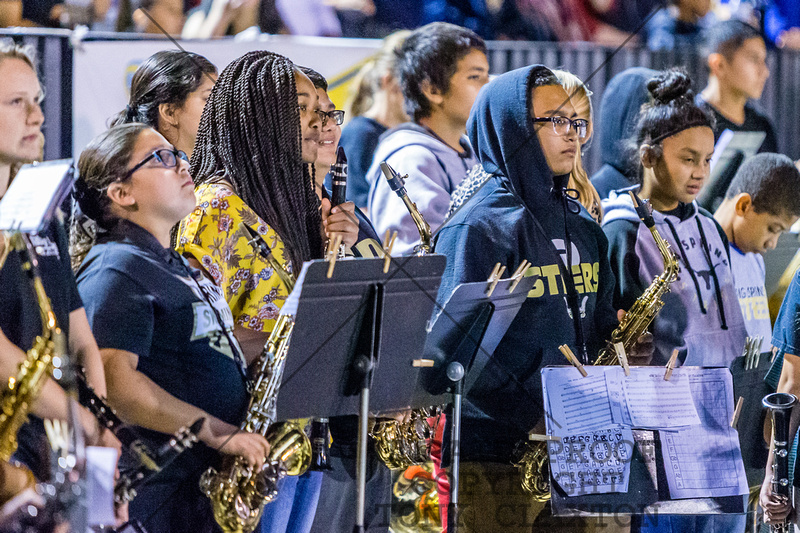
71, 123, 271, 533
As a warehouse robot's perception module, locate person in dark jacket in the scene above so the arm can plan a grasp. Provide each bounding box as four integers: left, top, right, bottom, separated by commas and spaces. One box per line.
590, 67, 658, 200
433, 65, 648, 532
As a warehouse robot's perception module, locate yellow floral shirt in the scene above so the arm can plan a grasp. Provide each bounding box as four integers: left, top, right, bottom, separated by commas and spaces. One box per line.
176, 183, 290, 333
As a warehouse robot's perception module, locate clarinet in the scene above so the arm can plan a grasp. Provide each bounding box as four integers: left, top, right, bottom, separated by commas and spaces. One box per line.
328, 146, 348, 259
114, 418, 203, 504
764, 392, 798, 533
74, 371, 202, 503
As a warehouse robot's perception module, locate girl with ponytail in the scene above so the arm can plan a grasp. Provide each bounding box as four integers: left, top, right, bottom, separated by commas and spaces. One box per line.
72, 123, 270, 532
112, 50, 217, 160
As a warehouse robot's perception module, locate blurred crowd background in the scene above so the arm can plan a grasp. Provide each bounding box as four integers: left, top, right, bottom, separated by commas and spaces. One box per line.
0, 0, 798, 51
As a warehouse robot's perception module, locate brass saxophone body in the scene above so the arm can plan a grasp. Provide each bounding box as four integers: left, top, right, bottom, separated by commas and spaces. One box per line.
0, 232, 66, 462
200, 314, 311, 533
515, 192, 679, 502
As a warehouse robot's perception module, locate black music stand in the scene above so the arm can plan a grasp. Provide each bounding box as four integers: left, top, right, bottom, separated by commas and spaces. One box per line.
275, 255, 446, 533
419, 276, 536, 533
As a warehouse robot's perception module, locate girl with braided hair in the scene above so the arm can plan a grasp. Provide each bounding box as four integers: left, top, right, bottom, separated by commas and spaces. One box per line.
176, 48, 359, 533
177, 50, 359, 364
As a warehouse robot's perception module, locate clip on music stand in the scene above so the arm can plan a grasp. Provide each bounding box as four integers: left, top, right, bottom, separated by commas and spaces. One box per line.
275, 255, 446, 533
419, 275, 535, 533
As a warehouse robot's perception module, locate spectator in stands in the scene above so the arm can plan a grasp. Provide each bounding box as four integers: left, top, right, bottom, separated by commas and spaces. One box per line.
764, 0, 800, 50
274, 0, 341, 36
590, 67, 658, 199
366, 22, 487, 255
181, 0, 259, 38
333, 0, 423, 38
644, 0, 716, 50
113, 50, 217, 161
697, 20, 777, 153
696, 19, 778, 210
338, 30, 409, 208
495, 0, 635, 45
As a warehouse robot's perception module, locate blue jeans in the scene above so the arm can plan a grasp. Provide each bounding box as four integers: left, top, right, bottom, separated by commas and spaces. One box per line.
633, 513, 747, 533
259, 471, 323, 533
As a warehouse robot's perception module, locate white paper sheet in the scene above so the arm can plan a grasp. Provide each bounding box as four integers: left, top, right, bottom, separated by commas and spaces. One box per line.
659, 368, 749, 499
85, 446, 118, 526
0, 161, 72, 232
622, 368, 701, 428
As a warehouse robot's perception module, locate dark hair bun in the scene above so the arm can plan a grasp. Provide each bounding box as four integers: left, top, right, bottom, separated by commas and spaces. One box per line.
647, 68, 693, 106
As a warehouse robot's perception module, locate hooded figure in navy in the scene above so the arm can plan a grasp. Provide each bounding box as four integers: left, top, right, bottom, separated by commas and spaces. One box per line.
590, 67, 658, 199
432, 65, 618, 464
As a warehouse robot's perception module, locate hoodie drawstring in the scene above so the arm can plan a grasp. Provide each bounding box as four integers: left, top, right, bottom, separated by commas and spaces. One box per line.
664, 217, 708, 315
695, 217, 728, 330
558, 185, 589, 364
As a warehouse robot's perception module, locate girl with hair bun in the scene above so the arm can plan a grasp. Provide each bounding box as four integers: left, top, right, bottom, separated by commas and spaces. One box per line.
602, 71, 748, 531
604, 67, 746, 368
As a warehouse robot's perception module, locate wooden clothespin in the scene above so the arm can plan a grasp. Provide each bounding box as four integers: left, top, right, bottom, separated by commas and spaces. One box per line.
528, 433, 562, 442
508, 259, 530, 293
664, 348, 679, 381
486, 262, 506, 297
730, 396, 744, 428
326, 234, 343, 279
382, 230, 397, 274
559, 344, 588, 377
754, 335, 764, 369
613, 342, 630, 376
412, 359, 435, 367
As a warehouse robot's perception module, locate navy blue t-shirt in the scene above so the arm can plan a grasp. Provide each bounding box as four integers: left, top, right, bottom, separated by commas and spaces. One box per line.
0, 215, 82, 480
77, 220, 249, 531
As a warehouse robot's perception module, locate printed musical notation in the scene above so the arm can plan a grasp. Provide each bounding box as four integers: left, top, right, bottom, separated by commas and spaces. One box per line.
622, 368, 701, 429
659, 368, 749, 499
542, 365, 747, 500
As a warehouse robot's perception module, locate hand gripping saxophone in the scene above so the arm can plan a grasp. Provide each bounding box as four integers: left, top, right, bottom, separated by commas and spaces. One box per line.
0, 232, 66, 462
514, 191, 680, 502
763, 392, 797, 533
369, 162, 440, 469
200, 314, 312, 533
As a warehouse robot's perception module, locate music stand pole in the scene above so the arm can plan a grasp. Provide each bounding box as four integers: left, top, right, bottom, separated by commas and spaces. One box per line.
447, 362, 465, 533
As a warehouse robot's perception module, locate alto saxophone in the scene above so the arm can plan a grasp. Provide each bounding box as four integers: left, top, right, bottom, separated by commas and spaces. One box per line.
515, 192, 679, 502
0, 232, 66, 462
200, 314, 312, 533
369, 162, 440, 469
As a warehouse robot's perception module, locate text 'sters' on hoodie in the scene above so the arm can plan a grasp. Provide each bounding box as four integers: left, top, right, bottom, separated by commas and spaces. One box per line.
590, 67, 658, 200
602, 191, 747, 368
432, 65, 618, 464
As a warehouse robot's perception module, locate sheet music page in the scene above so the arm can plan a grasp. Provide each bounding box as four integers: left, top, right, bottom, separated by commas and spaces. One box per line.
0, 161, 72, 232
542, 367, 633, 496
622, 368, 701, 428
659, 367, 748, 499
542, 366, 615, 435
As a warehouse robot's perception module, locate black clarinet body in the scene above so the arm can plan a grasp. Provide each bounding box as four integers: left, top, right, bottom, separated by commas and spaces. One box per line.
330, 146, 347, 207
764, 392, 798, 533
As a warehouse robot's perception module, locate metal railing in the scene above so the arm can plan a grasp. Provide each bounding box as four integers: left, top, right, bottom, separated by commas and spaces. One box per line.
3, 29, 799, 172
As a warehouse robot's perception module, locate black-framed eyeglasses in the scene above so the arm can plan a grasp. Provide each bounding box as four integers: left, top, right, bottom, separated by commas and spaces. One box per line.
317, 109, 345, 126
533, 116, 589, 141
123, 148, 189, 180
